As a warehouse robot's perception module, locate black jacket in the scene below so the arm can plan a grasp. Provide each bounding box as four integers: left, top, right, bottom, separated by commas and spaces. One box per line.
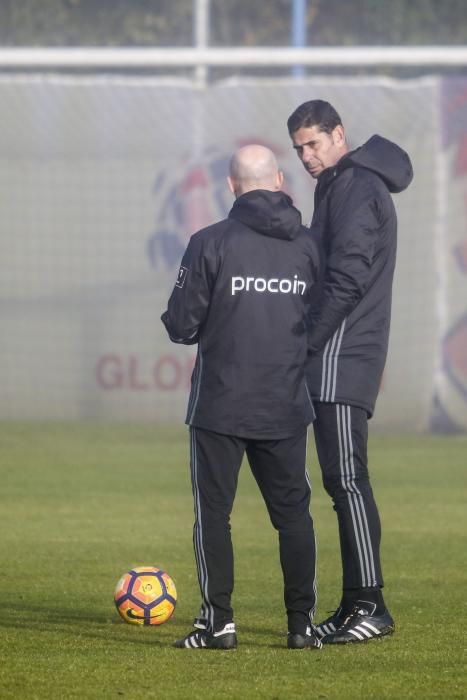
306, 134, 413, 416
161, 189, 320, 439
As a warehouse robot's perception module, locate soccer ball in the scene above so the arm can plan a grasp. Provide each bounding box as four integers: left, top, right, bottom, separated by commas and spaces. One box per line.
114, 566, 177, 626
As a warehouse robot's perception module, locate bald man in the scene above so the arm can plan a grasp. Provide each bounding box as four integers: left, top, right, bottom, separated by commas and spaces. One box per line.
162, 145, 322, 650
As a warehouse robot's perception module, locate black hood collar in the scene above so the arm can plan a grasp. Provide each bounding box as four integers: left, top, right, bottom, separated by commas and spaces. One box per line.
338, 134, 413, 193
228, 190, 303, 241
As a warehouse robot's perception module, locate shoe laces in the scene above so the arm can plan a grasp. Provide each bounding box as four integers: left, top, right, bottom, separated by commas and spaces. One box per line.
341, 605, 366, 627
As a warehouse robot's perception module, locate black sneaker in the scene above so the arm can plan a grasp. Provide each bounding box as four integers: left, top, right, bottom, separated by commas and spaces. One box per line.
174, 622, 237, 649
287, 625, 323, 650
322, 602, 395, 644
315, 605, 347, 639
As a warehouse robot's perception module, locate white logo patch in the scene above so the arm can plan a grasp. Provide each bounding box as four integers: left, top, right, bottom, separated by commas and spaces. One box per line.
176, 265, 188, 288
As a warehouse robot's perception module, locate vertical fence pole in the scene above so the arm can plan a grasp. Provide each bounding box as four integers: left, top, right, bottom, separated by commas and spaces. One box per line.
291, 0, 307, 78
194, 0, 210, 86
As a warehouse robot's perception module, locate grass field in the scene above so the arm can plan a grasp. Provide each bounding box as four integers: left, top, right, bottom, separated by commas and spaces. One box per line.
1, 423, 466, 699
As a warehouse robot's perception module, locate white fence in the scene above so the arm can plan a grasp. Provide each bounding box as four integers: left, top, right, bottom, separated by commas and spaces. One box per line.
1, 46, 467, 69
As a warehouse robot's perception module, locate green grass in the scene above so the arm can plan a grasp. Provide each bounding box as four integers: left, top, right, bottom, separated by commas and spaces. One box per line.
0, 423, 466, 699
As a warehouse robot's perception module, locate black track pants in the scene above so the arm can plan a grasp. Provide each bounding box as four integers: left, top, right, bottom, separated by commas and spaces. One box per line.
312, 402, 383, 590
189, 426, 317, 634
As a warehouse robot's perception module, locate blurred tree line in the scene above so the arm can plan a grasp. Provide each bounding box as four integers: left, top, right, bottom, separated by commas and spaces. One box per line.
0, 0, 466, 47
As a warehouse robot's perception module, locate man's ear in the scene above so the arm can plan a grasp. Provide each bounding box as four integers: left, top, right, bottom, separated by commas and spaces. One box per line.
333, 125, 346, 146
227, 176, 236, 195
276, 170, 284, 190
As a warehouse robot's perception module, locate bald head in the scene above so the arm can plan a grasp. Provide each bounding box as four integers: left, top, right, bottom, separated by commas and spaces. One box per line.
228, 144, 283, 197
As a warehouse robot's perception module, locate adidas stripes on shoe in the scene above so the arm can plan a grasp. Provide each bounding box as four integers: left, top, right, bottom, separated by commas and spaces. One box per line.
174, 622, 237, 649
315, 605, 347, 639
322, 602, 395, 644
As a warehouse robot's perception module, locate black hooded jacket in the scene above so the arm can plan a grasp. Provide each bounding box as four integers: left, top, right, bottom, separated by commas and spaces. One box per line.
161, 189, 320, 439
305, 134, 413, 416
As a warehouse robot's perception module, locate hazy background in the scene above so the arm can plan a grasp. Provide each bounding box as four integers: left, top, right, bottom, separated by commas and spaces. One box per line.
1, 1, 467, 432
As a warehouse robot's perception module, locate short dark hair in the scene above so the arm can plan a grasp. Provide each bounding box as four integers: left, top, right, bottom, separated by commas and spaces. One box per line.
287, 99, 342, 136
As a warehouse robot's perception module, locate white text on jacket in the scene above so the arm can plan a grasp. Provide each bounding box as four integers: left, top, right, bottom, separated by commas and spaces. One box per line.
231, 275, 307, 296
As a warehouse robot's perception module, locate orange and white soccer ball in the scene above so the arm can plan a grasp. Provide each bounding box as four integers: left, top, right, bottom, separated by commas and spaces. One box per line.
114, 566, 177, 625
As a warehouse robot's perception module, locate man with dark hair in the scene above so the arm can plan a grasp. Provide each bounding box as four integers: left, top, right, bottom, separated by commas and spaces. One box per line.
287, 99, 413, 644
162, 144, 322, 650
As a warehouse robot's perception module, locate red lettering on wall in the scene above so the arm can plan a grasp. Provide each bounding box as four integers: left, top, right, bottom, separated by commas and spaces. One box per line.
154, 355, 181, 390
96, 353, 195, 392
129, 354, 150, 390
96, 354, 123, 389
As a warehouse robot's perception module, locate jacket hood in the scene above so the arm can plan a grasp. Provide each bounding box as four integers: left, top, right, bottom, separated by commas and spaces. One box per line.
340, 134, 413, 193
228, 189, 303, 241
